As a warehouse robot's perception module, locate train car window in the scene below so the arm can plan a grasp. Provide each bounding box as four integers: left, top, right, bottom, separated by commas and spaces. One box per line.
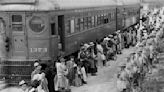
12, 24, 23, 31
88, 17, 92, 28
51, 23, 56, 35
65, 20, 71, 34
100, 14, 104, 24
12, 15, 22, 22
104, 14, 108, 24
117, 9, 120, 14
112, 12, 115, 19
137, 10, 140, 14
75, 18, 80, 32
103, 14, 106, 23
91, 16, 95, 27
29, 16, 45, 33
84, 17, 88, 30
80, 18, 84, 31
130, 11, 132, 16
11, 15, 23, 31
70, 19, 75, 33
111, 13, 113, 19
108, 13, 111, 22
95, 16, 97, 26
97, 15, 101, 25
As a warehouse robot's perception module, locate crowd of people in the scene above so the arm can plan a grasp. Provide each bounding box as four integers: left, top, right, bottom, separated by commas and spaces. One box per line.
18, 25, 140, 92
117, 7, 164, 92
17, 7, 164, 92
18, 21, 141, 92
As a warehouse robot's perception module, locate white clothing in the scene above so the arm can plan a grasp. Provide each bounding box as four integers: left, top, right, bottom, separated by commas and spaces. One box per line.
96, 44, 103, 54
81, 67, 87, 82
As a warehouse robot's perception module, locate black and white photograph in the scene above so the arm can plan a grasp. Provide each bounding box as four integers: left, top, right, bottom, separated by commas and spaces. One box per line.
0, 0, 164, 92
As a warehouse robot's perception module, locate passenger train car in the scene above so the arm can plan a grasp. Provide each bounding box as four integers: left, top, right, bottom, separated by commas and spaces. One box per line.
0, 0, 140, 84
117, 0, 140, 31
142, 0, 164, 9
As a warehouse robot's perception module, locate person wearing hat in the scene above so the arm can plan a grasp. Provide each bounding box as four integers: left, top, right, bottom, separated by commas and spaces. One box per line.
19, 80, 30, 92
54, 57, 70, 91
78, 46, 87, 60
96, 41, 105, 67
127, 29, 132, 48
66, 56, 77, 86
117, 67, 130, 92
132, 29, 137, 46
137, 27, 142, 43
108, 34, 113, 38
116, 30, 122, 54
31, 61, 42, 81
89, 42, 94, 47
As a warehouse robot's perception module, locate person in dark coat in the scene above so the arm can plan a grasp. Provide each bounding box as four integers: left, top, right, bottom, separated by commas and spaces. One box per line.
44, 60, 56, 92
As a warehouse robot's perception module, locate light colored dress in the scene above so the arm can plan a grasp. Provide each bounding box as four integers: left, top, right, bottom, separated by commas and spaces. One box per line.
81, 67, 87, 82
96, 44, 104, 68
54, 62, 69, 91
32, 73, 49, 92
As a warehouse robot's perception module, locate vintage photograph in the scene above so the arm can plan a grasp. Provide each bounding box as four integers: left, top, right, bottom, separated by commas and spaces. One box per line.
0, 0, 164, 92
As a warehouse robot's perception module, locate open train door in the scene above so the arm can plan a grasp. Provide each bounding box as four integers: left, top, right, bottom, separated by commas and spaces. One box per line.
58, 15, 65, 52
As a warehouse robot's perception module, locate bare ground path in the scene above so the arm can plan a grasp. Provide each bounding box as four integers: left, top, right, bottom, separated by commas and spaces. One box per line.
71, 47, 135, 92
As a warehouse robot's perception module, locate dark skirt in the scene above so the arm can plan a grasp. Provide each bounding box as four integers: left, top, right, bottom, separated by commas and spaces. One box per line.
67, 68, 75, 86
72, 74, 82, 87
83, 60, 90, 74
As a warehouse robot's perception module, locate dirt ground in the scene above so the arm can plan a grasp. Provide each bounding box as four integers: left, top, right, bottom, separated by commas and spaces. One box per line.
71, 47, 135, 92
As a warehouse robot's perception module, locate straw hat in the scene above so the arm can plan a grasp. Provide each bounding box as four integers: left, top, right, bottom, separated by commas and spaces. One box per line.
19, 80, 26, 86
89, 42, 94, 46
104, 37, 110, 41
60, 58, 66, 62
84, 43, 90, 49
108, 35, 113, 38
34, 62, 39, 67
116, 30, 121, 33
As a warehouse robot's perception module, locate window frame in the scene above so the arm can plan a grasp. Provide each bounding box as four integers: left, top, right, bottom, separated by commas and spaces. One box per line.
80, 18, 84, 31
70, 19, 75, 33
65, 19, 71, 34
91, 16, 95, 28
87, 16, 92, 28
11, 14, 23, 32
75, 18, 80, 32
84, 17, 88, 30
50, 22, 56, 35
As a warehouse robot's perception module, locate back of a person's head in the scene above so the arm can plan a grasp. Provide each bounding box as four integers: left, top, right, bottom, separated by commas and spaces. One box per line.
40, 63, 47, 71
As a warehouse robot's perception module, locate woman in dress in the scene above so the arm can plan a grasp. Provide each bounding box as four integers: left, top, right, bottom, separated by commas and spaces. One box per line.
66, 56, 76, 86
96, 41, 104, 68
88, 48, 97, 76
31, 63, 49, 92
54, 58, 70, 91
73, 61, 83, 87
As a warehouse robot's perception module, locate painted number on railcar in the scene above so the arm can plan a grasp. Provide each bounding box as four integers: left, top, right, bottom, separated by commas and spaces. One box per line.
30, 48, 48, 53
